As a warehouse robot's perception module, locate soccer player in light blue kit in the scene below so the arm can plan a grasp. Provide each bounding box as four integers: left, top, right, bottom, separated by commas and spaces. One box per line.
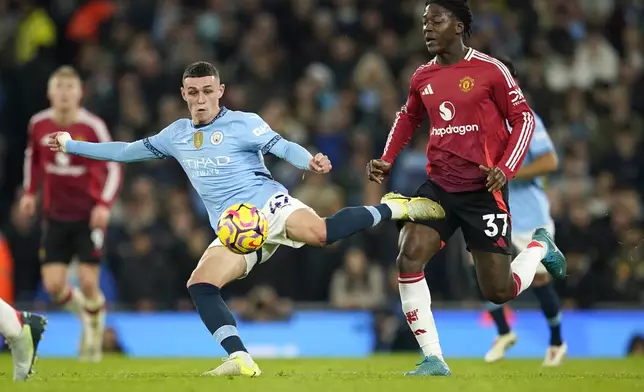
47, 61, 445, 377
482, 58, 566, 367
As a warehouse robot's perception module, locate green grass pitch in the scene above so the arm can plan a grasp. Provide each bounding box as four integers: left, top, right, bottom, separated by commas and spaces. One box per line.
1, 355, 642, 391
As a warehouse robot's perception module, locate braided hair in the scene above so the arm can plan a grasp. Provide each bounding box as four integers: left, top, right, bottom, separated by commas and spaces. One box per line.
426, 0, 473, 40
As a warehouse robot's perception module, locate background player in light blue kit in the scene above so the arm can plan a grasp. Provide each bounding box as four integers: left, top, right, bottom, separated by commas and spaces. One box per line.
482, 58, 566, 367
47, 61, 445, 377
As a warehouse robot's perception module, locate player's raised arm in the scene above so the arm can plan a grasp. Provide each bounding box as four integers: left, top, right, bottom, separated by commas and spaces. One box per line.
244, 113, 331, 173
380, 69, 426, 164
489, 61, 536, 181
50, 126, 173, 163
513, 114, 558, 181
86, 117, 123, 208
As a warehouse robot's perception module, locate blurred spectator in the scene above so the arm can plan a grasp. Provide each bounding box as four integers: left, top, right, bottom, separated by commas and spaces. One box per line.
15, 0, 56, 65
231, 284, 293, 322
330, 247, 385, 309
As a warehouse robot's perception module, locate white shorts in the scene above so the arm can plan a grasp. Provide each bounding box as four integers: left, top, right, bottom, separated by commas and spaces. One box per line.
512, 221, 555, 275
208, 192, 312, 278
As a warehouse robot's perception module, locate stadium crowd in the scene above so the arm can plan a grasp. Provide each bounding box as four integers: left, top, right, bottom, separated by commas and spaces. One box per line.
0, 0, 642, 313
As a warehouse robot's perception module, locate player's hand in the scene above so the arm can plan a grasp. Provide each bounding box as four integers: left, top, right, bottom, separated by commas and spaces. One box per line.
479, 165, 507, 192
19, 194, 36, 217
366, 159, 392, 184
309, 153, 332, 174
47, 131, 71, 153
90, 204, 111, 229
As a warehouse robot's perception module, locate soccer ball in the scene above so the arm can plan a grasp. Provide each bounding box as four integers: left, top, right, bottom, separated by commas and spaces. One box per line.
216, 203, 268, 254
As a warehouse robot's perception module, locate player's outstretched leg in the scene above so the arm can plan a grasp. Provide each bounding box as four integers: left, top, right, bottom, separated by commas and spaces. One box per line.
186, 246, 261, 377
285, 194, 444, 247
531, 273, 566, 366
0, 298, 47, 381
78, 263, 106, 363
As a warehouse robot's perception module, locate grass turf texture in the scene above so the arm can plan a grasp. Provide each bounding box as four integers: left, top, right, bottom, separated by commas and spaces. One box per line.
1, 355, 642, 391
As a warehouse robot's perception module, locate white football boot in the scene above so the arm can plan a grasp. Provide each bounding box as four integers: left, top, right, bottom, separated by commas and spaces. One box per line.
9, 312, 47, 381
542, 343, 567, 367
202, 351, 262, 377
484, 331, 518, 363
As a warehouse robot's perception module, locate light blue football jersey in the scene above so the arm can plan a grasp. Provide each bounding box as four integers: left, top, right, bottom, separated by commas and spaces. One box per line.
508, 112, 556, 233
65, 107, 312, 230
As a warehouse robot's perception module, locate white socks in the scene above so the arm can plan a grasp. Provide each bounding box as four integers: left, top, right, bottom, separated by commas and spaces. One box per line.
398, 273, 443, 360
0, 298, 22, 339
510, 240, 546, 297
56, 287, 86, 315
84, 292, 106, 315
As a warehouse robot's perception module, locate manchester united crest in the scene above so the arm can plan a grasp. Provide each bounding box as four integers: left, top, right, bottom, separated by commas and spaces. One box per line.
193, 131, 204, 149
459, 76, 474, 92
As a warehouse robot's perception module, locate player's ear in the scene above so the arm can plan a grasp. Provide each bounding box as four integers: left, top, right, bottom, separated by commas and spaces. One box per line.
180, 87, 187, 102
217, 84, 225, 99
455, 21, 464, 35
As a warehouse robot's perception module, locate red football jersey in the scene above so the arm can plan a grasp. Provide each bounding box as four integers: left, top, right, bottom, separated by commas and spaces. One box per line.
382, 48, 535, 193
23, 108, 123, 221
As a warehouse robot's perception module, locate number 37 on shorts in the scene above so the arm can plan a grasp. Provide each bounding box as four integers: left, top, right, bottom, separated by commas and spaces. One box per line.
482, 213, 509, 238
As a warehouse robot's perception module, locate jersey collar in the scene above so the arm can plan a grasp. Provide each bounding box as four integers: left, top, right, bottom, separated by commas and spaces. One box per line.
192, 106, 228, 129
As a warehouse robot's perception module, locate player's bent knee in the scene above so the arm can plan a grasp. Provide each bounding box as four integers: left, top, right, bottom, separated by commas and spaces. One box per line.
187, 246, 247, 288
78, 278, 99, 297
78, 265, 100, 296
396, 223, 441, 274
42, 279, 66, 296
307, 218, 327, 247
41, 265, 68, 296
285, 208, 327, 247
483, 290, 511, 305
480, 284, 514, 304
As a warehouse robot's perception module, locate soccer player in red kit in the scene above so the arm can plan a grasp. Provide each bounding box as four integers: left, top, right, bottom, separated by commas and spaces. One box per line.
19, 66, 122, 362
366, 0, 566, 376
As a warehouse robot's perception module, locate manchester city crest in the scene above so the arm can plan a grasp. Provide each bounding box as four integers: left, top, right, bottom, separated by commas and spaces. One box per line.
211, 131, 223, 145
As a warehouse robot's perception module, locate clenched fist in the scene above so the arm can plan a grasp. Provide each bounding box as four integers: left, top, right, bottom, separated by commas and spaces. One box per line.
47, 131, 71, 153
308, 153, 332, 174
366, 159, 392, 184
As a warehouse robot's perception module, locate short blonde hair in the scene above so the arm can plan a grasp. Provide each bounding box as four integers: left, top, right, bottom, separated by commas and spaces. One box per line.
49, 65, 81, 82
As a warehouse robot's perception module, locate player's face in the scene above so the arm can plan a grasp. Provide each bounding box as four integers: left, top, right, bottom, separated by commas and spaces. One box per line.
47, 76, 82, 110
181, 76, 225, 124
423, 4, 463, 55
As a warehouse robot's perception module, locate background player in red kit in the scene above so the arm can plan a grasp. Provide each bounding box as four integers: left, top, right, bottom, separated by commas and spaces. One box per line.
19, 66, 122, 362
366, 0, 566, 376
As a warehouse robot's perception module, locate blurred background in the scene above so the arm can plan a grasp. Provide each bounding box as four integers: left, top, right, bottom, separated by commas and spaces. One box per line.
0, 0, 642, 358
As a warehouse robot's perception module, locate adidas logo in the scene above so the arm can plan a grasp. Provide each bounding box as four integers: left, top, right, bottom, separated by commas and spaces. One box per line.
421, 83, 434, 95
